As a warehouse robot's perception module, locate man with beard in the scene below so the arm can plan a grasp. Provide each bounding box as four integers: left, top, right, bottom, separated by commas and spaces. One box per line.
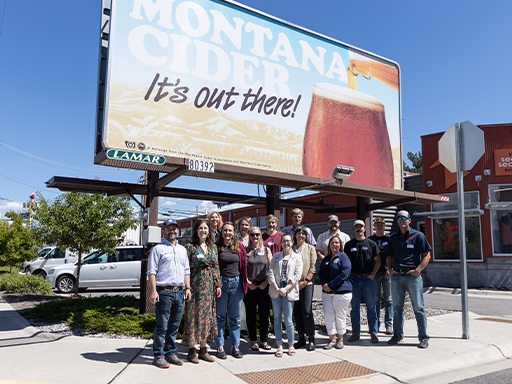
316, 215, 351, 261
148, 219, 191, 368
262, 214, 283, 255
345, 219, 380, 344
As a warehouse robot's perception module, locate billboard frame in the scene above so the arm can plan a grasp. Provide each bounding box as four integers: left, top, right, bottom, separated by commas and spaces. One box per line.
95, 0, 403, 190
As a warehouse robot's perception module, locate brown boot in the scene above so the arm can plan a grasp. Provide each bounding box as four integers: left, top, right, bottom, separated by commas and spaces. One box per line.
199, 347, 214, 362
187, 348, 199, 364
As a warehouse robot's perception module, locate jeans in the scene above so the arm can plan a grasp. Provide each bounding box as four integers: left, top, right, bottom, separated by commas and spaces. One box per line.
391, 272, 429, 341
293, 284, 315, 340
271, 295, 294, 346
244, 285, 271, 343
374, 271, 393, 328
350, 275, 378, 335
153, 287, 184, 358
215, 276, 244, 347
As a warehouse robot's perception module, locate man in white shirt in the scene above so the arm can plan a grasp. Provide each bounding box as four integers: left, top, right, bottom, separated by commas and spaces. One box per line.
316, 215, 351, 260
148, 218, 191, 368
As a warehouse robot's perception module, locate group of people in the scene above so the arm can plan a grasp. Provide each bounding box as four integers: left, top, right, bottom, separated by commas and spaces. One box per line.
147, 208, 431, 368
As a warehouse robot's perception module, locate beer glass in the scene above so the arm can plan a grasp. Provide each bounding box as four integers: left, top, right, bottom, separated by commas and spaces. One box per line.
302, 83, 394, 188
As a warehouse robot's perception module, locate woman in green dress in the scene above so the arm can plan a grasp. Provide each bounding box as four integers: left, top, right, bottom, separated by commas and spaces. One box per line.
182, 219, 222, 363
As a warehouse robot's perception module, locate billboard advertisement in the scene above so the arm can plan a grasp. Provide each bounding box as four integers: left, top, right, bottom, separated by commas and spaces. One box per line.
102, 0, 402, 189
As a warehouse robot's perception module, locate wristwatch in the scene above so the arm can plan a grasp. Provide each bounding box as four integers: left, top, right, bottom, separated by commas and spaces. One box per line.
305, 278, 311, 283
185, 287, 191, 290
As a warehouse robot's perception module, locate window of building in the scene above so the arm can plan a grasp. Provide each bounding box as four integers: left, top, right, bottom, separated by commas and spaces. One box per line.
432, 217, 482, 261
488, 184, 512, 256
427, 192, 483, 262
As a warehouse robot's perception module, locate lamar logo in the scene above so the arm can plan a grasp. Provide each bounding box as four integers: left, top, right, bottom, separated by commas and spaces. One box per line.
106, 149, 165, 166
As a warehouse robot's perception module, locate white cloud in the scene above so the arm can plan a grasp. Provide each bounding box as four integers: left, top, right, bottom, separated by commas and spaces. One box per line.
160, 197, 179, 207
0, 201, 24, 216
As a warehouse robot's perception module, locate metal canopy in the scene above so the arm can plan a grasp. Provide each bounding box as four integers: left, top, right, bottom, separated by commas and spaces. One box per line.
47, 167, 448, 213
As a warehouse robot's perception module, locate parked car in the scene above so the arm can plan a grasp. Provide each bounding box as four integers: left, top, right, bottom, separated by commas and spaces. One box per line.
27, 247, 78, 278
46, 245, 143, 293
22, 246, 56, 273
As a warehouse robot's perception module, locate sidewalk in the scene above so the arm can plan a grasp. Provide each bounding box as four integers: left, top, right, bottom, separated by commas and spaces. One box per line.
1, 295, 511, 384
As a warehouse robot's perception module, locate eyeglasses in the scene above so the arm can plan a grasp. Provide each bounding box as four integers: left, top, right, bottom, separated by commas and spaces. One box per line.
250, 233, 261, 237
397, 217, 409, 221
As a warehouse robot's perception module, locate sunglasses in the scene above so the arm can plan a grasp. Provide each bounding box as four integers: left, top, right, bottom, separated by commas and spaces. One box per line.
397, 217, 409, 221
250, 233, 261, 237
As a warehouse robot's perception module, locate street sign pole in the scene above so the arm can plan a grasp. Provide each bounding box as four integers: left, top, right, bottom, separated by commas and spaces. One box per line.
455, 123, 470, 339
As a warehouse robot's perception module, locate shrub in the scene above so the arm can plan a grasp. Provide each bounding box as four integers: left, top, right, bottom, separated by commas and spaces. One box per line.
0, 273, 53, 294
24, 295, 156, 338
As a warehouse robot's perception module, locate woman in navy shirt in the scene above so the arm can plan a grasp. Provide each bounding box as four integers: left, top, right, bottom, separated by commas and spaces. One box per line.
318, 236, 352, 350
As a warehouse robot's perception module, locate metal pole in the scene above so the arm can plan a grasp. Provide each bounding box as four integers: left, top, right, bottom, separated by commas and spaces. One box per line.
456, 123, 470, 339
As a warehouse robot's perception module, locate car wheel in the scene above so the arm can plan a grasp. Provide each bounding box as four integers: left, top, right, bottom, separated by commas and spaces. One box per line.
56, 275, 75, 294
33, 271, 46, 278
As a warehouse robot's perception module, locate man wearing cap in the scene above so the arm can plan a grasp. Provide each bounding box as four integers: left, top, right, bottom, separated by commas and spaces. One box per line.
345, 219, 380, 343
386, 210, 431, 349
316, 215, 351, 261
282, 208, 317, 246
148, 219, 192, 368
369, 217, 393, 335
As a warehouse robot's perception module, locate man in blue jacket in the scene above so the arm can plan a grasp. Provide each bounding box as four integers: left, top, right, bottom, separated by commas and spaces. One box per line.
386, 211, 431, 349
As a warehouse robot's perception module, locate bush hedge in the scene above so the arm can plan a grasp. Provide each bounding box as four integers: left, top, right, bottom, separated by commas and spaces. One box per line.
0, 273, 53, 294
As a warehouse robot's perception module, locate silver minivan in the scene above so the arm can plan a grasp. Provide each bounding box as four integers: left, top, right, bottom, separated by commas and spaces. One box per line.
46, 245, 143, 293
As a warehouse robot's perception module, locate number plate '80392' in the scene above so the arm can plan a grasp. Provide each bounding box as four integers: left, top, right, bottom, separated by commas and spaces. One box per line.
188, 159, 215, 173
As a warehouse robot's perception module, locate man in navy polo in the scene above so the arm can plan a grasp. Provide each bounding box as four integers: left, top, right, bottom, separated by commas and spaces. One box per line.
148, 218, 192, 368
386, 211, 431, 349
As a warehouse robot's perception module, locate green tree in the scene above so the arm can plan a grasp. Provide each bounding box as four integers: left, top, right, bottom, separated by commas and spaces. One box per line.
403, 151, 423, 174
0, 212, 36, 273
32, 192, 137, 295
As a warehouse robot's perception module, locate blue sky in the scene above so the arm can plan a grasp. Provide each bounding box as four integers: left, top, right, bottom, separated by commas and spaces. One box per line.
0, 0, 511, 218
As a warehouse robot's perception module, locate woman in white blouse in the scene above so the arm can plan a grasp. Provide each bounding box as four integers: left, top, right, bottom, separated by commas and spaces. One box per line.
269, 233, 303, 357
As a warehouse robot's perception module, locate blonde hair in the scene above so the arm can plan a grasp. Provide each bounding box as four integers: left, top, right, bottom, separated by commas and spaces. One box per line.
207, 211, 223, 228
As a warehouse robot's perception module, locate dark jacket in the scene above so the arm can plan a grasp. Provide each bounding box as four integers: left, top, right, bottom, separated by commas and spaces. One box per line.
318, 251, 352, 293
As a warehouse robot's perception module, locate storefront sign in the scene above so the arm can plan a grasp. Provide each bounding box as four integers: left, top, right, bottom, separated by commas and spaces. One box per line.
495, 149, 512, 176
101, 0, 402, 188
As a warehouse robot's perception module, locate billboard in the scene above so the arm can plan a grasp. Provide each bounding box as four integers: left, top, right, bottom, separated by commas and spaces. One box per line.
102, 0, 402, 189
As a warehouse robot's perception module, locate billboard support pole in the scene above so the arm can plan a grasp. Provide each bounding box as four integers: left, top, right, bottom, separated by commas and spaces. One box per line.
140, 171, 159, 315
456, 123, 469, 339
266, 185, 281, 228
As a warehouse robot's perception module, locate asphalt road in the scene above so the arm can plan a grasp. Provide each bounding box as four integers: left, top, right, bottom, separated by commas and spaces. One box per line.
449, 367, 512, 384
423, 287, 512, 318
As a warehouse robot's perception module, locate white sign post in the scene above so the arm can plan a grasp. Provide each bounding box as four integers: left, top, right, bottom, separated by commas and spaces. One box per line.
438, 121, 485, 339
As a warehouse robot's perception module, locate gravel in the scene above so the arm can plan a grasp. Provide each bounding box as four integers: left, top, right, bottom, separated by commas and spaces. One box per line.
1, 292, 456, 340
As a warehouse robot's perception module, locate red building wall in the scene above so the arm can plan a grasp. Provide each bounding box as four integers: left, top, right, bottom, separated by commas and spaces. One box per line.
421, 123, 512, 263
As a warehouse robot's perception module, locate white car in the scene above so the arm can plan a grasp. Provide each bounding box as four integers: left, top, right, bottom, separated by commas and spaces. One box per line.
22, 246, 56, 273
46, 245, 143, 293
27, 247, 78, 278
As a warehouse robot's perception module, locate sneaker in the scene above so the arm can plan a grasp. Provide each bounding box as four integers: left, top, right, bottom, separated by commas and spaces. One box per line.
371, 334, 379, 343
418, 339, 429, 349
335, 340, 344, 349
385, 326, 393, 335
152, 357, 170, 369
347, 333, 360, 342
165, 354, 184, 366
387, 335, 404, 345
216, 346, 227, 359
232, 346, 243, 358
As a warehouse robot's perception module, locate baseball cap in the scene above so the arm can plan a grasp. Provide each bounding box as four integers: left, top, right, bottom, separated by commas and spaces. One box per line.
327, 215, 339, 223
374, 217, 385, 223
353, 219, 365, 227
396, 210, 410, 219
163, 218, 178, 228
